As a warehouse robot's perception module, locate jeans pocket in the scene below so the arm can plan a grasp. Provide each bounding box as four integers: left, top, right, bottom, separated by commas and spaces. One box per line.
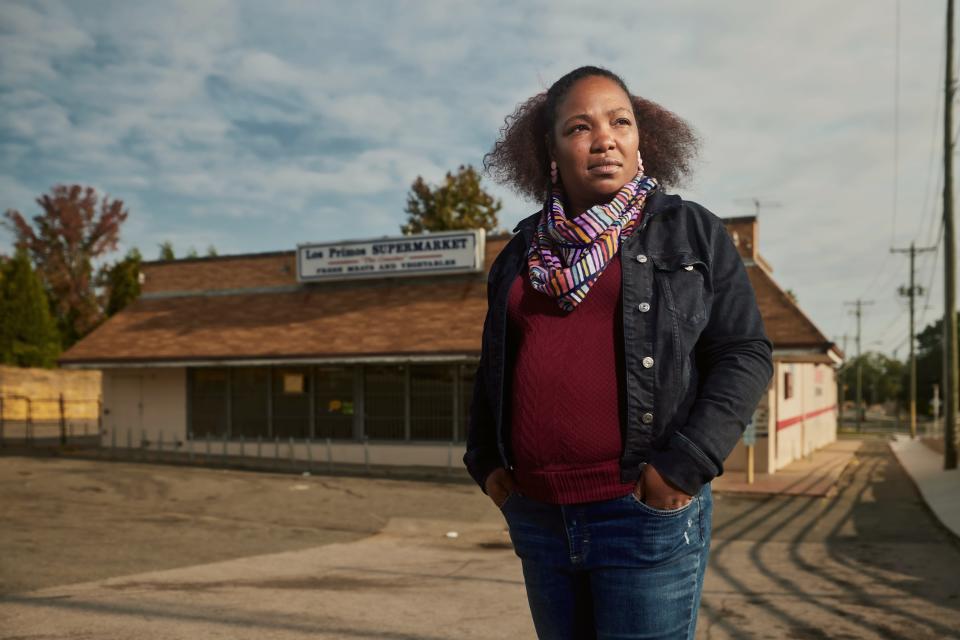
619, 490, 704, 563
628, 489, 696, 516
498, 491, 518, 511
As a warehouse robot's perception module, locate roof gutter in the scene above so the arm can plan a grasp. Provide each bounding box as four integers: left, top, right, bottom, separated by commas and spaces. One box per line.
59, 353, 481, 370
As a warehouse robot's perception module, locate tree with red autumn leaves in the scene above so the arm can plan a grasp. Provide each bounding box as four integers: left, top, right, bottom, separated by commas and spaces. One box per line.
3, 185, 128, 349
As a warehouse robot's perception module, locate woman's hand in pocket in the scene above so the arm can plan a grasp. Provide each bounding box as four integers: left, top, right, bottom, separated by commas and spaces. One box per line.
485, 467, 519, 508
636, 464, 693, 510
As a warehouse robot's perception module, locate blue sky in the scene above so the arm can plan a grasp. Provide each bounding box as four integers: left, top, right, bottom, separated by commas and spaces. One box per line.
0, 0, 951, 358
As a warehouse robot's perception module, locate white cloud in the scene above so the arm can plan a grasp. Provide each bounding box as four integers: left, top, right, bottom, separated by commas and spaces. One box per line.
0, 174, 37, 212
0, 0, 953, 354
227, 49, 308, 89
0, 1, 94, 83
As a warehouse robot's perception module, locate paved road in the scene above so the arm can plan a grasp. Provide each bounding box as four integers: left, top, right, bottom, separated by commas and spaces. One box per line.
1, 436, 958, 639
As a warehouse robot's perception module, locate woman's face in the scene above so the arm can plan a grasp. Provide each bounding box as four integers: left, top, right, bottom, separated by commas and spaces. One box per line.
550, 75, 640, 215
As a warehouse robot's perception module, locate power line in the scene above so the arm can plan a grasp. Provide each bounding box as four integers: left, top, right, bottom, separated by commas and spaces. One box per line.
876, 305, 908, 343
917, 28, 945, 247
859, 253, 901, 300
918, 179, 942, 258
918, 132, 944, 249
920, 193, 942, 263
890, 331, 910, 356
892, 0, 901, 246
917, 219, 945, 330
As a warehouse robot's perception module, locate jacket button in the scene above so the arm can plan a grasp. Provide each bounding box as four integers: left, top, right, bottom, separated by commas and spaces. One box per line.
641, 412, 654, 424
642, 356, 654, 368
638, 302, 650, 313
636, 254, 648, 263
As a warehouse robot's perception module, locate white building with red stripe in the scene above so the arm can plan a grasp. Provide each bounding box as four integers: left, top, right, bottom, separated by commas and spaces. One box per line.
723, 217, 843, 474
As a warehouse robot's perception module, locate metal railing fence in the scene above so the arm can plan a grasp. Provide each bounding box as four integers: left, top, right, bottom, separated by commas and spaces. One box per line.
0, 394, 101, 447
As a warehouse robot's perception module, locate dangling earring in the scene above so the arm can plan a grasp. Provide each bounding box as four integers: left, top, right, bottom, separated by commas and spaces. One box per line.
550, 160, 558, 185
637, 150, 645, 175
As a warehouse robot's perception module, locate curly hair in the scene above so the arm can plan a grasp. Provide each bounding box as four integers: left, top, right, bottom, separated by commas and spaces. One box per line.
483, 66, 699, 202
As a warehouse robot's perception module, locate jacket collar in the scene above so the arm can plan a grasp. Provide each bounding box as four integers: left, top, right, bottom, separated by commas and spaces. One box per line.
511, 189, 681, 236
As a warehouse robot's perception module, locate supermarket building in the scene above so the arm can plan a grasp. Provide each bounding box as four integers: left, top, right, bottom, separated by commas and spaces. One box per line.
59, 217, 843, 475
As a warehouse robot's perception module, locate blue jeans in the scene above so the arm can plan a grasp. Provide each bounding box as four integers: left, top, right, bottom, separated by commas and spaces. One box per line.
499, 483, 712, 640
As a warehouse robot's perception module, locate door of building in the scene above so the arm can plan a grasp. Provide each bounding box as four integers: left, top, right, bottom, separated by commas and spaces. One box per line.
105, 373, 143, 442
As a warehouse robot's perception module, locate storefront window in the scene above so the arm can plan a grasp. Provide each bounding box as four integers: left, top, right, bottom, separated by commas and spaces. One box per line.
364, 365, 405, 439
189, 368, 229, 437
187, 362, 473, 443
410, 364, 454, 441
272, 366, 311, 439
316, 366, 354, 439
231, 368, 269, 438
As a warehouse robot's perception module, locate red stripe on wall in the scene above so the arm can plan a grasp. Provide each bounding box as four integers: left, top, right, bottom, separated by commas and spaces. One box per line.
776, 404, 837, 431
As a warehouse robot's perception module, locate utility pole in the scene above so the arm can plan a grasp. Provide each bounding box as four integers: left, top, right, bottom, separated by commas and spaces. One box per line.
891, 243, 936, 438
834, 334, 851, 429
845, 300, 874, 432
944, 0, 958, 469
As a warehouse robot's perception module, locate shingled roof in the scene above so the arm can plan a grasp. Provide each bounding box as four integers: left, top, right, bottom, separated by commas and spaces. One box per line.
60, 220, 839, 366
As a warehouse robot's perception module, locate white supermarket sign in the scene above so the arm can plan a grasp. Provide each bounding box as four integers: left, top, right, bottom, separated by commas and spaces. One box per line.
296, 229, 486, 283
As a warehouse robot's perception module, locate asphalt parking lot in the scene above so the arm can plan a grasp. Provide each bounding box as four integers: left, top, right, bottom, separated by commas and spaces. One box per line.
2, 438, 959, 639
0, 455, 499, 596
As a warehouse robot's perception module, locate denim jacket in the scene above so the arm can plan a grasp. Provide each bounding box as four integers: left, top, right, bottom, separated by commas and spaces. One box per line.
463, 190, 774, 496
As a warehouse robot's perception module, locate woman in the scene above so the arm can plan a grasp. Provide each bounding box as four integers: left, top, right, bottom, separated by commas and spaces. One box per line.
463, 66, 773, 639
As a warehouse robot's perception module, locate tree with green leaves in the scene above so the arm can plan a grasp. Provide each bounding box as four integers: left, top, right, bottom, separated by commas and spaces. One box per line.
98, 248, 143, 317
401, 164, 502, 235
158, 241, 175, 260
3, 184, 128, 349
839, 351, 906, 411
0, 249, 60, 367
915, 314, 960, 416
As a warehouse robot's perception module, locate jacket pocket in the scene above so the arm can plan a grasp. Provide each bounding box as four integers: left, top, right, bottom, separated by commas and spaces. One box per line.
652, 253, 708, 325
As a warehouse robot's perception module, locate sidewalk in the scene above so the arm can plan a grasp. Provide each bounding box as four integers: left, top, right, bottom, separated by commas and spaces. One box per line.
711, 439, 860, 497
889, 433, 960, 539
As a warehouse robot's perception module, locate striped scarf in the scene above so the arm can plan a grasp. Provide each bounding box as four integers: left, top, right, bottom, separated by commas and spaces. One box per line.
527, 172, 658, 312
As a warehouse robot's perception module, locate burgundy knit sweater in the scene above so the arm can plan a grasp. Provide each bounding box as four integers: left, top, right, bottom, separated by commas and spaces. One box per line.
506, 254, 638, 504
